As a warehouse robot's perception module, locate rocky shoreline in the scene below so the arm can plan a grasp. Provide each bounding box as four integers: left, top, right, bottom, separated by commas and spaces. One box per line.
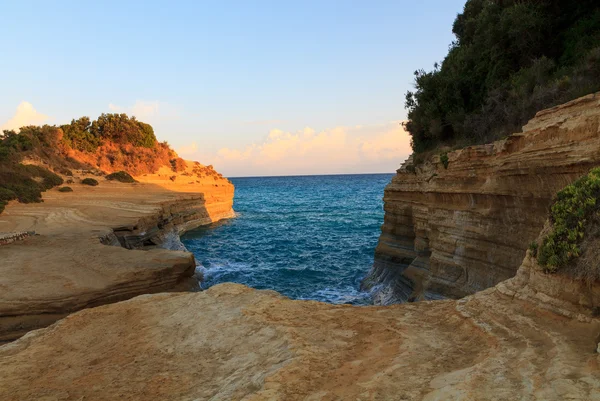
0, 167, 234, 343
1, 245, 599, 399
1, 96, 600, 399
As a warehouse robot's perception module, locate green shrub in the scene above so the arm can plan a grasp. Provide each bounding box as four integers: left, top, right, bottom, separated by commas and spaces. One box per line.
170, 157, 187, 172
90, 113, 157, 148
58, 186, 73, 192
81, 178, 99, 186
0, 187, 17, 202
105, 171, 137, 183
440, 153, 449, 169
537, 167, 600, 271
529, 242, 539, 257
58, 168, 73, 176
61, 116, 101, 152
15, 165, 64, 190
0, 164, 63, 208
0, 188, 16, 214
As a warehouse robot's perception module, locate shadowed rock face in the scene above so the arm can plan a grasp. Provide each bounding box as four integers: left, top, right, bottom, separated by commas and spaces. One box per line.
363, 92, 600, 304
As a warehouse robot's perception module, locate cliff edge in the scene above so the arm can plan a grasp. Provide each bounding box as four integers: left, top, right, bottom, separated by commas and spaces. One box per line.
363, 92, 600, 304
0, 161, 234, 343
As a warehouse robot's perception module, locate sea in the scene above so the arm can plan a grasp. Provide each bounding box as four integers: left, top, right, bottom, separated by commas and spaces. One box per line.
181, 173, 394, 305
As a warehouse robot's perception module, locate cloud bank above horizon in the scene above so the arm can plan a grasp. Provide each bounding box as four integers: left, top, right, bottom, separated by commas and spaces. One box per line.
1, 101, 412, 177
183, 122, 412, 177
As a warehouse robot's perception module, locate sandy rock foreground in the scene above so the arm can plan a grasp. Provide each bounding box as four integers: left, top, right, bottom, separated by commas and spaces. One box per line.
1, 279, 598, 400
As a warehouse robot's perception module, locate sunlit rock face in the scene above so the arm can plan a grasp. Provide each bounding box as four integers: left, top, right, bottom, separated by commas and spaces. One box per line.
0, 162, 234, 343
1, 263, 599, 401
363, 92, 600, 304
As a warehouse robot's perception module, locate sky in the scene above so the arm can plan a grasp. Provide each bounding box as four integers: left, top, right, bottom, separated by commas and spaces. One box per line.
0, 0, 465, 177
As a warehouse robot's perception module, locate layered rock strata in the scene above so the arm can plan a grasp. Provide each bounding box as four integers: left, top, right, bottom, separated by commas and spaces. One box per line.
0, 231, 34, 245
363, 92, 600, 304
0, 168, 234, 342
0, 253, 598, 400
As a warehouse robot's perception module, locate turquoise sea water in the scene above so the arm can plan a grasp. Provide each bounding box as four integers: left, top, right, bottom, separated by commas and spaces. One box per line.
181, 173, 394, 304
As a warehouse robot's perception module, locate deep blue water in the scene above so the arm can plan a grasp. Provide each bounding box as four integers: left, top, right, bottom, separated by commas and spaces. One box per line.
181, 173, 393, 304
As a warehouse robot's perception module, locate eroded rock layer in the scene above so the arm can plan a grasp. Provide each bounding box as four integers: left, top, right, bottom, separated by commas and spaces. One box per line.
363, 93, 600, 304
0, 167, 234, 342
1, 262, 598, 401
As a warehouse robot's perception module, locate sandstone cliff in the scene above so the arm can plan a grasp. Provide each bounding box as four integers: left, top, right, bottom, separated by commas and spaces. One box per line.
362, 92, 600, 304
0, 250, 598, 400
0, 162, 234, 342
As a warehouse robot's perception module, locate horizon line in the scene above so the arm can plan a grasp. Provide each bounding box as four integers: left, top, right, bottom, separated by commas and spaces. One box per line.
226, 171, 396, 179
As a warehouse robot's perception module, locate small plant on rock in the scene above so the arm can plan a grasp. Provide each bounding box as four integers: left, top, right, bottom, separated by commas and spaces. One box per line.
105, 171, 137, 183
528, 242, 538, 257
537, 167, 600, 272
440, 152, 449, 169
81, 178, 99, 186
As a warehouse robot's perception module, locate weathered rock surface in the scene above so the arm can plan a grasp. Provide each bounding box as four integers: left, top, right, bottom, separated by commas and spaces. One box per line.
0, 166, 234, 342
363, 92, 600, 304
1, 257, 599, 400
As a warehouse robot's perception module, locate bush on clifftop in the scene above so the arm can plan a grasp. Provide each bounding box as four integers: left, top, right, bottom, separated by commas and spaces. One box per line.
61, 114, 157, 152
0, 112, 188, 215
405, 0, 600, 153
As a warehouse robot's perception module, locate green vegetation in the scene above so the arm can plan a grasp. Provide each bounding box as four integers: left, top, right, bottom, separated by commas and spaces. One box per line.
405, 1, 600, 153
440, 153, 449, 169
61, 114, 157, 152
0, 112, 182, 215
0, 125, 62, 162
170, 157, 187, 172
105, 171, 137, 183
0, 187, 17, 213
0, 163, 64, 212
528, 241, 538, 257
58, 186, 73, 192
537, 167, 600, 272
81, 178, 99, 186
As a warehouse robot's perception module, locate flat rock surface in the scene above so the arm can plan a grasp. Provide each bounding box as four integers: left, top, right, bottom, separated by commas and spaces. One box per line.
0, 169, 234, 342
0, 282, 598, 400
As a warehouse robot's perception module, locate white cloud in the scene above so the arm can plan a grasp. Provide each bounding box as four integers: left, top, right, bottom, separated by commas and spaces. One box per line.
194, 121, 412, 177
107, 100, 177, 122
1, 102, 49, 132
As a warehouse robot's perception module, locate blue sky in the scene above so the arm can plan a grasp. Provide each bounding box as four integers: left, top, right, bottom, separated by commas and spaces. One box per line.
0, 0, 465, 176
